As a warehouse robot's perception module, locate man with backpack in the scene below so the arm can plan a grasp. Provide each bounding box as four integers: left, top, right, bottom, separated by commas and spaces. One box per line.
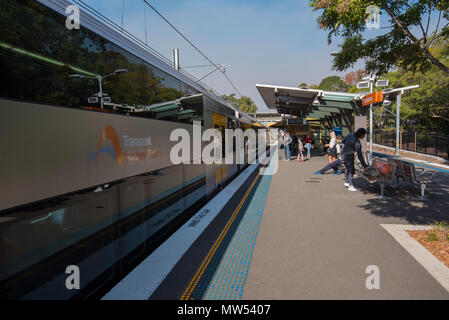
341, 128, 368, 192
314, 128, 368, 192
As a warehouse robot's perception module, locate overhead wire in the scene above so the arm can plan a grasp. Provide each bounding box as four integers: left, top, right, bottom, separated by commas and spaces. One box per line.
142, 0, 244, 97
73, 0, 243, 109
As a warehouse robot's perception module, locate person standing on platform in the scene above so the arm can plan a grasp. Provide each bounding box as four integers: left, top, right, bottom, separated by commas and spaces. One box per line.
296, 136, 304, 162
304, 135, 313, 159
281, 131, 292, 161
326, 131, 337, 163
341, 128, 368, 192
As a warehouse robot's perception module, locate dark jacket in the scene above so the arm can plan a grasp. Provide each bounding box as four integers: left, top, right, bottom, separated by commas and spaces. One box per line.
341, 134, 367, 167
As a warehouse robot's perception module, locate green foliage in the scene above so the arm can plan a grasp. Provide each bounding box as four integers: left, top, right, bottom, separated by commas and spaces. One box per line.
0, 0, 184, 109
427, 230, 439, 242
318, 75, 350, 91
427, 220, 449, 242
344, 37, 449, 134
310, 0, 449, 76
222, 93, 258, 113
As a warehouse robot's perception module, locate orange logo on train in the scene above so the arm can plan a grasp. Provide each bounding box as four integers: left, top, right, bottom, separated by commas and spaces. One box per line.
90, 126, 160, 164
90, 126, 123, 164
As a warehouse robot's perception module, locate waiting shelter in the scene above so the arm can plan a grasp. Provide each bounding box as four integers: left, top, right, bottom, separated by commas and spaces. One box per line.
256, 84, 367, 145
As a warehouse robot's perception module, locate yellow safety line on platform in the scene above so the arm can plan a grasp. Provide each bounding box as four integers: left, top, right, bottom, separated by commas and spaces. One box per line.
180, 169, 262, 300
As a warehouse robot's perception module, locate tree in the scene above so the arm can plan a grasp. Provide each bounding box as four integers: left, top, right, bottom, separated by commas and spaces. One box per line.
222, 93, 258, 113
310, 0, 449, 76
346, 36, 449, 134
318, 75, 350, 91
343, 69, 367, 85
298, 82, 308, 88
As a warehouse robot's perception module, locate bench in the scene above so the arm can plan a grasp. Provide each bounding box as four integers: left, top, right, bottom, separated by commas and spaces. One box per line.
388, 158, 438, 200
357, 157, 397, 199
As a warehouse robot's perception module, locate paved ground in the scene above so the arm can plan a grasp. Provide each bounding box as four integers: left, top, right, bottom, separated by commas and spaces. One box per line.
242, 152, 449, 299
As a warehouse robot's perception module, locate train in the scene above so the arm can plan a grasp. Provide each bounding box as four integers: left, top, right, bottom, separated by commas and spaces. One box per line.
0, 0, 269, 299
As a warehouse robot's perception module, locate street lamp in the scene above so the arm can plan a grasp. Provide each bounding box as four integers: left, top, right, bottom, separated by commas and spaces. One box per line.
69, 69, 128, 109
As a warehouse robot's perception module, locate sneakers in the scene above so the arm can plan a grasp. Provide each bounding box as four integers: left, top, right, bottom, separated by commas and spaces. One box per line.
344, 182, 350, 187
313, 171, 322, 175
348, 186, 357, 192
334, 170, 342, 175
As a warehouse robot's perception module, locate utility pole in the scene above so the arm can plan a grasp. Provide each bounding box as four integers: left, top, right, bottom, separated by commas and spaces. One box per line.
369, 76, 374, 163
395, 92, 401, 155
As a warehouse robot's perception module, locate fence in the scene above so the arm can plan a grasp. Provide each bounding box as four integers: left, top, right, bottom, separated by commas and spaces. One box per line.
371, 130, 449, 160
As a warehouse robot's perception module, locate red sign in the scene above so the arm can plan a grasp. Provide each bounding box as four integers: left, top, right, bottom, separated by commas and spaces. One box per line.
362, 91, 383, 106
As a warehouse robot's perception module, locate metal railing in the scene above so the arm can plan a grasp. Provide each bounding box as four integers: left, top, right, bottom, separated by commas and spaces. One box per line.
370, 130, 449, 159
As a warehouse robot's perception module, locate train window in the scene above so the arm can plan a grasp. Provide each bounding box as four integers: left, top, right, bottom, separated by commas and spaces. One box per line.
0, 163, 206, 299
0, 0, 201, 123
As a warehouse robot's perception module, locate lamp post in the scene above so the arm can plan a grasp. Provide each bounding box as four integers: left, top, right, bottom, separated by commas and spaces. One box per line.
357, 74, 389, 164
369, 75, 374, 163
69, 69, 128, 109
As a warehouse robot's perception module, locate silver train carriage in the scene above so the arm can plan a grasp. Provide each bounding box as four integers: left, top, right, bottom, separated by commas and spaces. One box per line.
0, 0, 268, 299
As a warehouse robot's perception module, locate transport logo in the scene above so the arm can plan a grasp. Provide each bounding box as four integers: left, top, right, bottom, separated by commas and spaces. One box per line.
91, 126, 123, 164
90, 126, 159, 164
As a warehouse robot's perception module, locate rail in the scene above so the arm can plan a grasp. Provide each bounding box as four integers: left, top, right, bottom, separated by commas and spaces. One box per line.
370, 130, 449, 160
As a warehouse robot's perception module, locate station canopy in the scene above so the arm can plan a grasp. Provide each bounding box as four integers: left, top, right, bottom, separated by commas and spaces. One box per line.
256, 84, 363, 124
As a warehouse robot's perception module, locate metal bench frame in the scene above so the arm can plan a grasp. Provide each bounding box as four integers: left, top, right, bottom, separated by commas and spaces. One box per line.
388, 158, 438, 200
357, 157, 397, 200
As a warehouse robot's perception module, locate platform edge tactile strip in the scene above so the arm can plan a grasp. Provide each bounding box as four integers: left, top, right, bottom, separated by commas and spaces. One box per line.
203, 174, 272, 300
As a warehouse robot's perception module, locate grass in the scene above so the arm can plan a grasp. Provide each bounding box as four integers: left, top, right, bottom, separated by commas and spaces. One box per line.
427, 221, 449, 242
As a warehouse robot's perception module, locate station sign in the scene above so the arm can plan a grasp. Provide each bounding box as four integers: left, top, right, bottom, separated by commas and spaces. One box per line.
362, 91, 383, 106
287, 118, 307, 125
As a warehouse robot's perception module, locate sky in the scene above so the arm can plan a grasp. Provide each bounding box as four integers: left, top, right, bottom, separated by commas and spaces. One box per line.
81, 0, 374, 112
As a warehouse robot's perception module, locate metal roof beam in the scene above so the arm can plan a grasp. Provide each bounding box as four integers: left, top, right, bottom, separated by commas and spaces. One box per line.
316, 100, 353, 109
276, 95, 313, 105
306, 110, 332, 118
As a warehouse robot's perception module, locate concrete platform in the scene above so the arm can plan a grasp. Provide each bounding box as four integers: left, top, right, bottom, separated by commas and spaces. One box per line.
242, 152, 449, 299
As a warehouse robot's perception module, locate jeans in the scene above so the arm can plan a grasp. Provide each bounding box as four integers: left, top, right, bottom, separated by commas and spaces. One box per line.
318, 159, 343, 174
284, 144, 290, 160
306, 143, 312, 157
344, 155, 355, 185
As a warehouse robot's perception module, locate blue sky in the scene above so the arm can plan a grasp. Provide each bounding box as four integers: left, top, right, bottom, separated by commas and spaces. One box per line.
82, 0, 370, 111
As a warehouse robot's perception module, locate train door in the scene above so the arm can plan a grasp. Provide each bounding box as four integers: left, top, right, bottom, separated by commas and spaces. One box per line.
239, 122, 251, 170
212, 112, 228, 186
